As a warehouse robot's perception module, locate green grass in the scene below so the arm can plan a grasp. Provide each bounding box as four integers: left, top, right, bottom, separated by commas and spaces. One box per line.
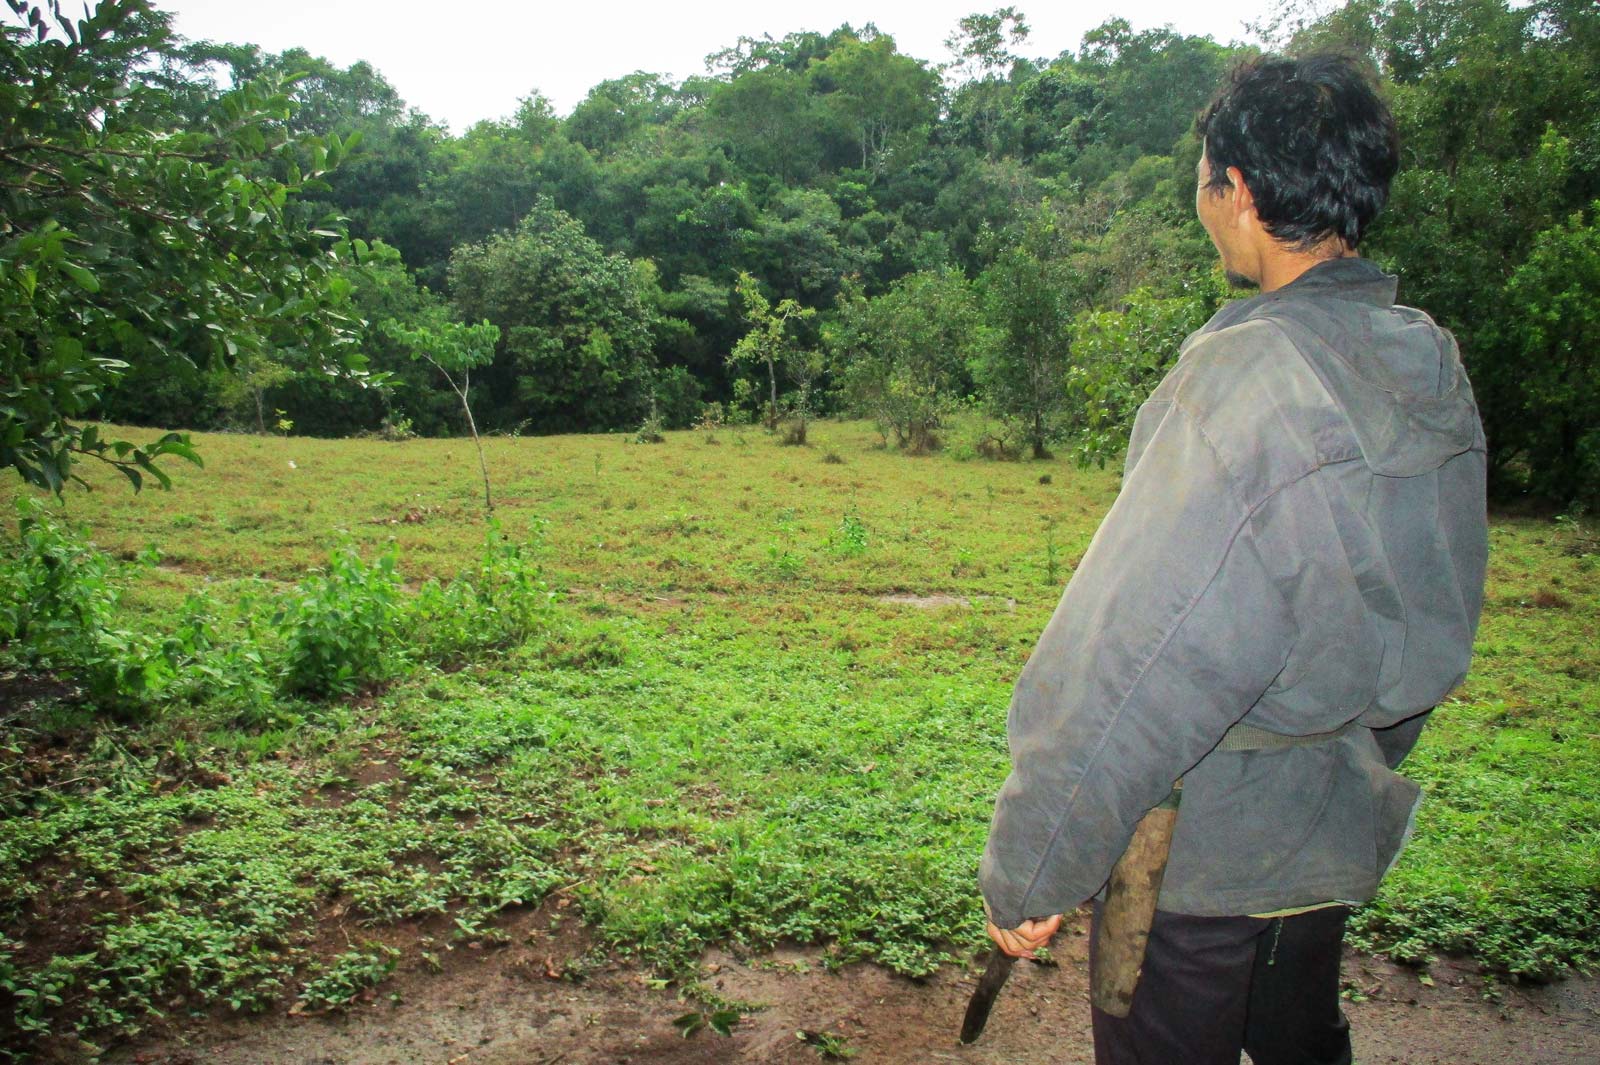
1, 420, 1596, 1056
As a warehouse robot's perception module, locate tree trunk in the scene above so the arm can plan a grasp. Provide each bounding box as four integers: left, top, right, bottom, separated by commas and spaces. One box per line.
428, 355, 493, 520
458, 372, 493, 518
767, 357, 779, 430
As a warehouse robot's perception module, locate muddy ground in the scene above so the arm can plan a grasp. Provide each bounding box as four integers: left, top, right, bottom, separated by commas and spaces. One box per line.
96, 910, 1600, 1065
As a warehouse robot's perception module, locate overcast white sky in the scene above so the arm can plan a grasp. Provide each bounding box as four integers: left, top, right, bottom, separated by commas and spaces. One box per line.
149, 1, 1274, 132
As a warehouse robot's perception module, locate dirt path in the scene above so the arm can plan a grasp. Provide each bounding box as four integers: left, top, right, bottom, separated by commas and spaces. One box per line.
102, 913, 1600, 1065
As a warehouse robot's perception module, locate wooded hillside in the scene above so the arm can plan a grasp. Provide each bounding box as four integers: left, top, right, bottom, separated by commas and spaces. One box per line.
6, 0, 1598, 501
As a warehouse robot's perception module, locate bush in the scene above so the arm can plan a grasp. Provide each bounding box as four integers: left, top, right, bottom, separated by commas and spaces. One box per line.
827, 271, 977, 453
411, 521, 556, 663
943, 408, 1015, 462
654, 365, 704, 430
0, 498, 170, 714
1067, 287, 1209, 468
275, 539, 403, 698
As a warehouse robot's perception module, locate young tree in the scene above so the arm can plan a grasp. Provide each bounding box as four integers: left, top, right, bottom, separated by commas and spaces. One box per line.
728, 272, 815, 431
448, 198, 657, 432
216, 351, 296, 436
266, 240, 459, 438
975, 224, 1086, 459
1, 0, 365, 493
384, 313, 501, 517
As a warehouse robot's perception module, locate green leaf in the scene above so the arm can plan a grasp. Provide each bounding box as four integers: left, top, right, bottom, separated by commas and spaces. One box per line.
61, 261, 100, 293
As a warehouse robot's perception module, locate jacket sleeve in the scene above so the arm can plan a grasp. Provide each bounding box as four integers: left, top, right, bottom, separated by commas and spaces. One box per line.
980, 395, 1299, 929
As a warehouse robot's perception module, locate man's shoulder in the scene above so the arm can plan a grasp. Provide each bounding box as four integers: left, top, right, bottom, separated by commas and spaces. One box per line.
1152, 315, 1357, 500
1166, 315, 1327, 423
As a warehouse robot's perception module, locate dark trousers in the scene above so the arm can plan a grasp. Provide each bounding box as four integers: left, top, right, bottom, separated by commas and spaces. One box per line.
1089, 903, 1353, 1065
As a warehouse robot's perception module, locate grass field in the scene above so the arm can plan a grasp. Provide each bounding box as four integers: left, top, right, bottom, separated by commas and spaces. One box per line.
2, 419, 1597, 1056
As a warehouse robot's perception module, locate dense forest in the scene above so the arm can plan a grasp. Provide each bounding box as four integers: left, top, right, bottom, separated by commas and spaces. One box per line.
5, 0, 1599, 501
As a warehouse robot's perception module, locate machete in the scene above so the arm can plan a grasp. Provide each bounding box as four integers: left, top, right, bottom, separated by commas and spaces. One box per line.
959, 785, 1181, 1044
958, 946, 1015, 1044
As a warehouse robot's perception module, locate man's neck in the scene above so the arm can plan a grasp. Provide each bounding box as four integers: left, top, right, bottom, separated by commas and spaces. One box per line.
1256, 241, 1356, 293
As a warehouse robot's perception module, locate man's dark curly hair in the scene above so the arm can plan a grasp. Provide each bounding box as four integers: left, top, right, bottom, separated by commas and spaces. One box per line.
1197, 53, 1399, 250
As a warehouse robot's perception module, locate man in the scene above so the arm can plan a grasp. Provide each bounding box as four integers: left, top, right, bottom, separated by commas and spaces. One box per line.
979, 53, 1488, 1065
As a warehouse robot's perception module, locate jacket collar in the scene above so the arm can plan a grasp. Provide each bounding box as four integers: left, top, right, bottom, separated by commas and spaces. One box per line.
1200, 257, 1399, 337
1275, 256, 1399, 307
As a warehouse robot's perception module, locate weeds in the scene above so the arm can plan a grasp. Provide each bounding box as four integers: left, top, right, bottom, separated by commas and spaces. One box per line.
798, 1029, 857, 1059
0, 511, 559, 721
1040, 516, 1061, 586
829, 511, 870, 557
411, 520, 556, 663
296, 945, 400, 1011
0, 498, 169, 714
673, 1007, 740, 1038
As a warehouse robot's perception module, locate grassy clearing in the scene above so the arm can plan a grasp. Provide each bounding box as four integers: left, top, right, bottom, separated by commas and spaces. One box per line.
1, 420, 1596, 1056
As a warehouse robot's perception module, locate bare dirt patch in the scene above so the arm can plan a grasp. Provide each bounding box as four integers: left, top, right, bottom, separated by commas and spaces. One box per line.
880, 593, 972, 609
105, 919, 1600, 1065
877, 593, 1016, 611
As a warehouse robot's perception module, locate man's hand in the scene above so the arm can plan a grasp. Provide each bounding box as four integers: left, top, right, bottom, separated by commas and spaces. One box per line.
986, 914, 1063, 959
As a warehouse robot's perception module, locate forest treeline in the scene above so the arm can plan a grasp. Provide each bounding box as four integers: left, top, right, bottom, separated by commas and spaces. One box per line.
4, 0, 1598, 500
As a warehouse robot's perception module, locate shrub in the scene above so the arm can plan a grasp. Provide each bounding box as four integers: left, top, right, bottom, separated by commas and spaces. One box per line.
654, 365, 704, 430
275, 539, 403, 697
696, 401, 726, 443
0, 498, 169, 714
411, 521, 556, 663
827, 271, 977, 453
1067, 287, 1209, 468
632, 398, 666, 444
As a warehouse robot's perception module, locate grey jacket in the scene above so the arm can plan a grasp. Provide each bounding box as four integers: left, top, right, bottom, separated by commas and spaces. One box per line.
980, 258, 1488, 928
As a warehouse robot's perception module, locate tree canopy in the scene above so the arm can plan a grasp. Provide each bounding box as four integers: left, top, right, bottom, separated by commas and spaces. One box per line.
5, 0, 1598, 502
1, 0, 372, 492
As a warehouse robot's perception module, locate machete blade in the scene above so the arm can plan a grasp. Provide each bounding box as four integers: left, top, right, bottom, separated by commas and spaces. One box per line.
959, 946, 1016, 1044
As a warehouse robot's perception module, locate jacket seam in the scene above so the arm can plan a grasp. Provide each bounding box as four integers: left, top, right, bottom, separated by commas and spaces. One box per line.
1170, 321, 1335, 499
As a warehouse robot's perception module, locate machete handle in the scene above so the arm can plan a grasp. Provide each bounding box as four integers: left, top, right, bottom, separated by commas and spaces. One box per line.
1090, 784, 1182, 1019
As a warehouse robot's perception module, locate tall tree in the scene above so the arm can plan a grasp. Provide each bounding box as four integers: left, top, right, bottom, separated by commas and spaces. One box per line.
706, 65, 823, 184
566, 71, 683, 158
944, 7, 1031, 82
448, 198, 657, 433
807, 30, 940, 174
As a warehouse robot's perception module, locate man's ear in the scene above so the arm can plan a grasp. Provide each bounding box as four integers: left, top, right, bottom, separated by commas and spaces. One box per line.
1225, 166, 1257, 220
